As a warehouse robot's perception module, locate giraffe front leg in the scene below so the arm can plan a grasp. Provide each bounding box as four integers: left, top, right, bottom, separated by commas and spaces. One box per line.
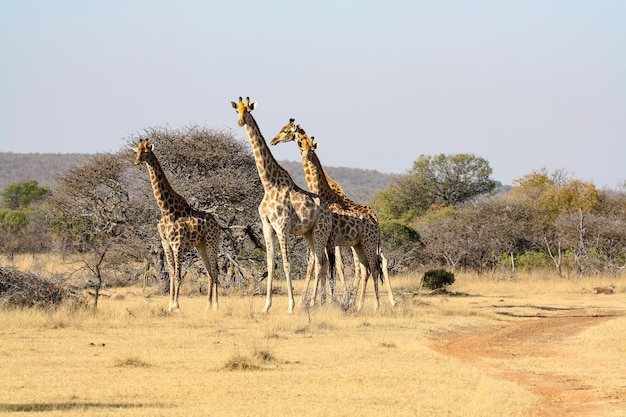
355, 268, 368, 312
160, 240, 178, 313
277, 231, 295, 314
335, 246, 347, 295
350, 246, 363, 294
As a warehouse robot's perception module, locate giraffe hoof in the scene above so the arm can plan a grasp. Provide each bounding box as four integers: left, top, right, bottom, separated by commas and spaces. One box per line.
205, 303, 219, 312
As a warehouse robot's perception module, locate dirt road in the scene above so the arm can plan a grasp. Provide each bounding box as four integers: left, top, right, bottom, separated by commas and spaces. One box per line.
432, 308, 625, 417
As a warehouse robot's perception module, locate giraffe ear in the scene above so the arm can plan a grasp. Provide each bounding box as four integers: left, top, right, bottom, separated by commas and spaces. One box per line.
231, 101, 238, 109
149, 144, 155, 151
249, 101, 257, 110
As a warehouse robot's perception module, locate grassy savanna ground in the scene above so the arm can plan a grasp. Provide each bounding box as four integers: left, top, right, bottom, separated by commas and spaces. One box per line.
1, 260, 625, 416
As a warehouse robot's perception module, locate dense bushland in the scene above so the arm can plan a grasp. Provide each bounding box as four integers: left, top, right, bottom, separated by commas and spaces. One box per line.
1, 128, 625, 302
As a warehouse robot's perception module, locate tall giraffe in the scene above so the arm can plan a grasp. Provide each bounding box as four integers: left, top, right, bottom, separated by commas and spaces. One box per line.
133, 139, 220, 313
272, 120, 396, 310
272, 119, 361, 294
231, 97, 334, 313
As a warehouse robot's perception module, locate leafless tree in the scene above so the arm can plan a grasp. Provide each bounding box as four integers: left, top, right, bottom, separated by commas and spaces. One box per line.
46, 152, 141, 308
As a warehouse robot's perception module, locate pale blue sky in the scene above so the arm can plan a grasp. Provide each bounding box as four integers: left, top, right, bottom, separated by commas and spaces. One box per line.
1, 1, 625, 187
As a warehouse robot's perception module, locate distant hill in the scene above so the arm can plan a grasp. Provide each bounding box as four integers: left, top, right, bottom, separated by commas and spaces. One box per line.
0, 153, 396, 205
278, 160, 395, 204
0, 153, 90, 191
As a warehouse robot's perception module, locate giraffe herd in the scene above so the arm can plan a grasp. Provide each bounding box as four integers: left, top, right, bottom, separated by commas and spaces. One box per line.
133, 97, 396, 314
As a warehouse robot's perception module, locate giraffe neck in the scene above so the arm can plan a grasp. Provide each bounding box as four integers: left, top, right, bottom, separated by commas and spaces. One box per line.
303, 149, 379, 221
243, 112, 293, 189
302, 149, 342, 205
144, 152, 189, 218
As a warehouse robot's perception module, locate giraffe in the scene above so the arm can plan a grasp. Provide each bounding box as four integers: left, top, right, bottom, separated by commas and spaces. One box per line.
271, 120, 396, 310
133, 139, 220, 313
272, 119, 362, 295
231, 97, 334, 313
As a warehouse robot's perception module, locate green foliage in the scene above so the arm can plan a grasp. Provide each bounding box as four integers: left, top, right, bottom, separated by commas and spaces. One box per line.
1, 180, 50, 210
380, 220, 421, 251
497, 251, 550, 272
511, 170, 602, 228
516, 251, 550, 271
374, 153, 496, 223
422, 269, 455, 290
0, 208, 30, 230
0, 181, 48, 244
409, 154, 496, 207
373, 181, 421, 222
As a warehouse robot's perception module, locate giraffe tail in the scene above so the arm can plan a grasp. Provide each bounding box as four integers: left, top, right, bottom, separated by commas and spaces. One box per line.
376, 239, 385, 283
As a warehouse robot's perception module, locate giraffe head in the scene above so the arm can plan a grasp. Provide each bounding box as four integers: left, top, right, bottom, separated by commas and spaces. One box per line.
231, 96, 257, 127
132, 139, 154, 165
295, 126, 318, 160
270, 118, 297, 145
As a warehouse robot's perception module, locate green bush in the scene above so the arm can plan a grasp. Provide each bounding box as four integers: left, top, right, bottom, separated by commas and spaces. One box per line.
423, 269, 455, 290
516, 251, 549, 271
380, 220, 421, 251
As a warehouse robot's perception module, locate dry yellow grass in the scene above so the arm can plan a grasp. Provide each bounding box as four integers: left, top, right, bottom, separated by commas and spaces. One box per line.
1, 253, 84, 280
1, 268, 624, 416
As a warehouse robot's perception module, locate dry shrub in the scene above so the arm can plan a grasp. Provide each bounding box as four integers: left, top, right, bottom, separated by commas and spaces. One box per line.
114, 356, 152, 368
222, 344, 277, 371
0, 266, 86, 310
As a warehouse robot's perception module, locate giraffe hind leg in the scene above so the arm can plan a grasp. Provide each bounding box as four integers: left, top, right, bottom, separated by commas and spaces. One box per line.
197, 242, 219, 311
335, 246, 347, 294
260, 218, 276, 314
354, 246, 371, 311
298, 250, 315, 307
381, 252, 397, 307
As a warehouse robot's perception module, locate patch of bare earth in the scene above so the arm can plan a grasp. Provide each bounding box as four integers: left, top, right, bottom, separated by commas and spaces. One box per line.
432, 309, 625, 417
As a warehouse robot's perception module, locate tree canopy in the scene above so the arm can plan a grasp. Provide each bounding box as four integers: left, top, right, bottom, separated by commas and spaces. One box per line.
375, 153, 496, 222
1, 180, 49, 210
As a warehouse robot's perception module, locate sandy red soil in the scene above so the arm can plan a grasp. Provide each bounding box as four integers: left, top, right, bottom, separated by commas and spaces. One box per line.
432, 309, 625, 417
